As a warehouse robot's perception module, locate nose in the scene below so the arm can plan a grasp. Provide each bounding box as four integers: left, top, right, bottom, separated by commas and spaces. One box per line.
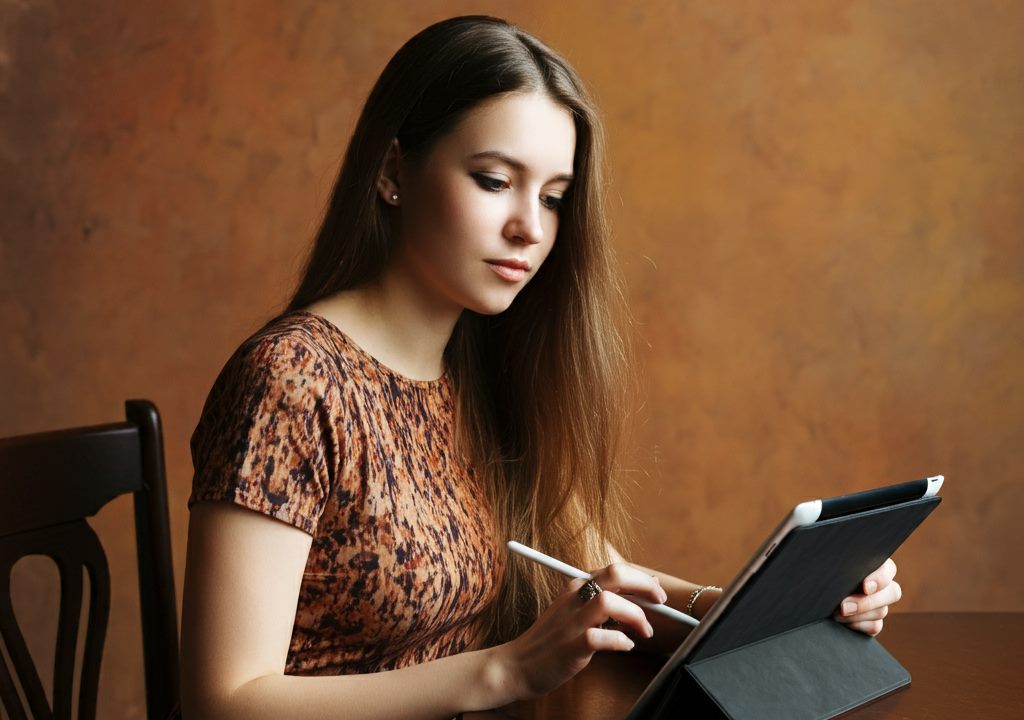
505, 194, 544, 245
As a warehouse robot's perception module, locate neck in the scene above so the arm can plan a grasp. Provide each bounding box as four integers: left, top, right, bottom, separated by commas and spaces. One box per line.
305, 266, 462, 383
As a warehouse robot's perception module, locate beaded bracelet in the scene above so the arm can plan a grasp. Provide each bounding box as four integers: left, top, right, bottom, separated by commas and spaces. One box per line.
685, 584, 723, 619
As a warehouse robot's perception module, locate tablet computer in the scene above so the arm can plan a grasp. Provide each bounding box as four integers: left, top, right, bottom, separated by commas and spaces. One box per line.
625, 474, 944, 719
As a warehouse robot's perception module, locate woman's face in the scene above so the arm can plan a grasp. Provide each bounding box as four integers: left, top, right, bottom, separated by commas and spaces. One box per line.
390, 91, 576, 316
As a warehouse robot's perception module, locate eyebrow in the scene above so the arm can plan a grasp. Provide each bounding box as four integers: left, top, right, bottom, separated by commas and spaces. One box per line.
469, 150, 574, 183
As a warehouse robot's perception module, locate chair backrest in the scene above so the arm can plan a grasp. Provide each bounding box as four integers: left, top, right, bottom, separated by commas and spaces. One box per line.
0, 400, 180, 720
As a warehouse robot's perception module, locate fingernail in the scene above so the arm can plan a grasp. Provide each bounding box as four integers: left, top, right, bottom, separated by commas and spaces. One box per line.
659, 590, 668, 604
843, 601, 858, 616
646, 623, 654, 638
866, 580, 878, 594
627, 640, 636, 651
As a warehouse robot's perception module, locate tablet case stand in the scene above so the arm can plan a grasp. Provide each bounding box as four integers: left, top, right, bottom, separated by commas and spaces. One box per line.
637, 496, 940, 720
648, 619, 908, 719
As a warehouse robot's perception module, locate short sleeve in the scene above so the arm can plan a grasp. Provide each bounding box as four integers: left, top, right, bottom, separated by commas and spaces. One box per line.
189, 331, 340, 534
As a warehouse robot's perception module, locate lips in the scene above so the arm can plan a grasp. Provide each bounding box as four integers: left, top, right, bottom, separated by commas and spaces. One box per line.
485, 258, 531, 282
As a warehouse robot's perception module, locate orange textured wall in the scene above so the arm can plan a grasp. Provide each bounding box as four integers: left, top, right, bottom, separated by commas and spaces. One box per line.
2, 2, 1022, 718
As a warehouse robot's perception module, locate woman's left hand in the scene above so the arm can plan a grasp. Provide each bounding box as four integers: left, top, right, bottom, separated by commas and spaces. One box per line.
833, 558, 901, 636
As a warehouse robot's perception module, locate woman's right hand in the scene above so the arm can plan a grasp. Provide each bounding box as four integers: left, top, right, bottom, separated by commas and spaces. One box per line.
493, 563, 668, 701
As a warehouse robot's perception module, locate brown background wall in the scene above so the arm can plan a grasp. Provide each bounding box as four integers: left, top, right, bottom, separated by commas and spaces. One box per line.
2, 1, 1022, 717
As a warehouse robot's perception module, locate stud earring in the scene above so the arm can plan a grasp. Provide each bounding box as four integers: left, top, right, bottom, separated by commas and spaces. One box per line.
391, 193, 399, 202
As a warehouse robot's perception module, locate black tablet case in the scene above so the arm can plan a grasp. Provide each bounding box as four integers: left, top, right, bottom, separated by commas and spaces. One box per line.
633, 495, 941, 720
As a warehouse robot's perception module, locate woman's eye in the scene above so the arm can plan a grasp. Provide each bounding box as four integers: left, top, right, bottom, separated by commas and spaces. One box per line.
541, 195, 564, 211
471, 173, 508, 192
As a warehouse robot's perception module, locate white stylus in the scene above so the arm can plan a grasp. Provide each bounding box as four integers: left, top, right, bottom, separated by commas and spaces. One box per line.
507, 540, 699, 627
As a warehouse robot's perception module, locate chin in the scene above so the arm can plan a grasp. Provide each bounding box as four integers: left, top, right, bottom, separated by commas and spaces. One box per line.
467, 300, 516, 316
464, 291, 520, 316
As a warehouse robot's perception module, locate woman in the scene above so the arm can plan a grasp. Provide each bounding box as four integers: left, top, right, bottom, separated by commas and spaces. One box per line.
180, 15, 901, 719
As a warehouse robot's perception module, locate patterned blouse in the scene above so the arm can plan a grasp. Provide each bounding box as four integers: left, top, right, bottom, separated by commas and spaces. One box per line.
189, 311, 504, 675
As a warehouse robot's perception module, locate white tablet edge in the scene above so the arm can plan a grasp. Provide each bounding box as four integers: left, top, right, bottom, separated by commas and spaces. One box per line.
924, 474, 944, 497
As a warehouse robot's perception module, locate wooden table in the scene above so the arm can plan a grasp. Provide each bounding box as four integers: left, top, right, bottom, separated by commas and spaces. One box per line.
465, 613, 1024, 719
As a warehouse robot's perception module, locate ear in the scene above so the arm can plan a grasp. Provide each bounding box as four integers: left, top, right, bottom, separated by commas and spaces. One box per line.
377, 138, 403, 206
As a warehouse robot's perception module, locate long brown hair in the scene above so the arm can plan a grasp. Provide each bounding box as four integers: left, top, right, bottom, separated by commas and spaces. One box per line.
288, 15, 634, 644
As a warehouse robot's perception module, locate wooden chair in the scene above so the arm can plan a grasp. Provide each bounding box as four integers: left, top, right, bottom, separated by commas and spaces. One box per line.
0, 399, 179, 720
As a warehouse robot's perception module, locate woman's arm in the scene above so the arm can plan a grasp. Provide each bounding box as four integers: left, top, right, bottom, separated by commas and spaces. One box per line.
181, 504, 667, 719
180, 502, 512, 720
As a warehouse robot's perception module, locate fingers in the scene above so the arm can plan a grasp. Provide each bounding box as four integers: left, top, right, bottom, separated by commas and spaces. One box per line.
589, 563, 667, 605
578, 584, 654, 640
835, 564, 902, 638
579, 626, 636, 653
861, 558, 898, 595
846, 619, 885, 636
836, 559, 901, 623
838, 604, 889, 623
566, 564, 663, 647
837, 579, 902, 621
501, 565, 664, 701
